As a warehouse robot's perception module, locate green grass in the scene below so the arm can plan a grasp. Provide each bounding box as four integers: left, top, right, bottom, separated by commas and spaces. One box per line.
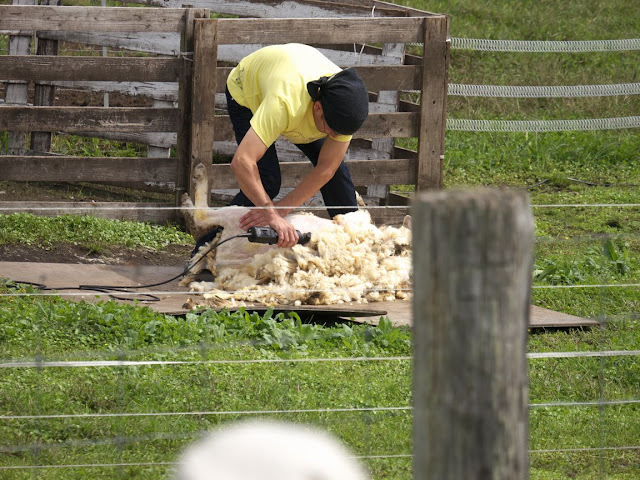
0, 293, 414, 479
0, 213, 192, 250
0, 286, 638, 479
53, 134, 149, 158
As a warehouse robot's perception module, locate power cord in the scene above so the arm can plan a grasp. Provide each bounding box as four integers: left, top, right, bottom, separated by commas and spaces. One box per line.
9, 233, 250, 302
7, 226, 312, 303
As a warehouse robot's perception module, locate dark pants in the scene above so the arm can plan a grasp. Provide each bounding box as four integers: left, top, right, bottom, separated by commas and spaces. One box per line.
225, 87, 358, 219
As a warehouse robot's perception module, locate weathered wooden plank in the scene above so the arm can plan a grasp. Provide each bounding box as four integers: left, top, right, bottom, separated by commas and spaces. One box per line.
0, 156, 178, 182
214, 139, 404, 161
208, 158, 416, 189
374, 0, 439, 17
399, 99, 420, 113
0, 201, 177, 223
27, 34, 403, 67
0, 199, 404, 226
0, 56, 183, 82
66, 111, 414, 151
357, 65, 422, 92
35, 31, 182, 56
214, 17, 427, 44
0, 106, 180, 133
357, 111, 418, 138
211, 65, 422, 93
45, 81, 179, 102
217, 44, 404, 67
65, 134, 409, 166
0, 6, 190, 33
350, 138, 418, 161
122, 0, 415, 19
71, 111, 413, 144
220, 113, 416, 139
33, 69, 416, 106
416, 15, 448, 190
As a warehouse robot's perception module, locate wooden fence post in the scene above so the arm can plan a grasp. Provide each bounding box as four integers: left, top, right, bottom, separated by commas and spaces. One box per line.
412, 188, 533, 479
416, 15, 449, 190
175, 6, 209, 206
189, 18, 218, 203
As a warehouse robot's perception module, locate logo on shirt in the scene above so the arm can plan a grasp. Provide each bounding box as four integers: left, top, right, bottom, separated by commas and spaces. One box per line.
284, 131, 325, 144
234, 66, 245, 87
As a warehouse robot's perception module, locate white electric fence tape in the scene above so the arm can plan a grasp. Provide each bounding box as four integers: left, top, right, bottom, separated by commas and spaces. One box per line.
449, 37, 640, 52
446, 116, 640, 132
448, 82, 640, 98
2, 351, 639, 369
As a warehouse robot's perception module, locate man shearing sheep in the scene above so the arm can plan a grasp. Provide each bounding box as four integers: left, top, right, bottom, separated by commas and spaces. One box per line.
225, 43, 369, 248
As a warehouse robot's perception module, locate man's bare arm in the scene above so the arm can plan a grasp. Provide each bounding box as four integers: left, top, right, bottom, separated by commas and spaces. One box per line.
230, 128, 299, 247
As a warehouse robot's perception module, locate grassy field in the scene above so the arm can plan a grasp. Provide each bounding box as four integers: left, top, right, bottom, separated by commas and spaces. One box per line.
1, 0, 640, 479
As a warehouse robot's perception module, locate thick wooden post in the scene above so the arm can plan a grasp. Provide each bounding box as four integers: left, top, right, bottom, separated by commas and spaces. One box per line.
175, 7, 209, 205
189, 18, 218, 203
412, 188, 533, 480
416, 15, 449, 190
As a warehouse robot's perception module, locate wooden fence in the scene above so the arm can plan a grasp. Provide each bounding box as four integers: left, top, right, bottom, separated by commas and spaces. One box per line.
0, 2, 449, 226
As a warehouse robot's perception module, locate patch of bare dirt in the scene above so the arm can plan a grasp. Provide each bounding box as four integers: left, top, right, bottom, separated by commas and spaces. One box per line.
0, 243, 193, 267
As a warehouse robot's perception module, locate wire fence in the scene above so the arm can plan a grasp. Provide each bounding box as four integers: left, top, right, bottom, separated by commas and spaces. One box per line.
1, 346, 639, 471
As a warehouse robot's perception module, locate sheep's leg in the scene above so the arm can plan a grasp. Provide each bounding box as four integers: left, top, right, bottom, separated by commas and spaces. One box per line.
181, 163, 216, 239
182, 164, 247, 280
191, 162, 214, 230
181, 192, 199, 239
192, 162, 210, 211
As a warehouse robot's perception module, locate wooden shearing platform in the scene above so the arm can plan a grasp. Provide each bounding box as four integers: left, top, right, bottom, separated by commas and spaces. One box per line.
0, 262, 598, 329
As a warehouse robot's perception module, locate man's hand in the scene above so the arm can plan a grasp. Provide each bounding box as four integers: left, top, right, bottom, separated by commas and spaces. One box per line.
240, 205, 299, 248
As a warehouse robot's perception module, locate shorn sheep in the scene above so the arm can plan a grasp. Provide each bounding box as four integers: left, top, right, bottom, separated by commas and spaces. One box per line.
174, 420, 369, 480
181, 164, 411, 308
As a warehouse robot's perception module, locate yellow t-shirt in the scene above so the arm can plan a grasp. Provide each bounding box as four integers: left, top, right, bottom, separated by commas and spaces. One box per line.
226, 44, 352, 146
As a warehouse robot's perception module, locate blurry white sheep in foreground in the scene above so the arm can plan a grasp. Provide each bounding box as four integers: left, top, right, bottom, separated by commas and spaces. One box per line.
175, 420, 369, 480
181, 164, 411, 308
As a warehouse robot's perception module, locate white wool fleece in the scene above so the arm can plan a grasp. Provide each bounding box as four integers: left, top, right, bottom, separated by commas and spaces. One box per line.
188, 210, 412, 308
